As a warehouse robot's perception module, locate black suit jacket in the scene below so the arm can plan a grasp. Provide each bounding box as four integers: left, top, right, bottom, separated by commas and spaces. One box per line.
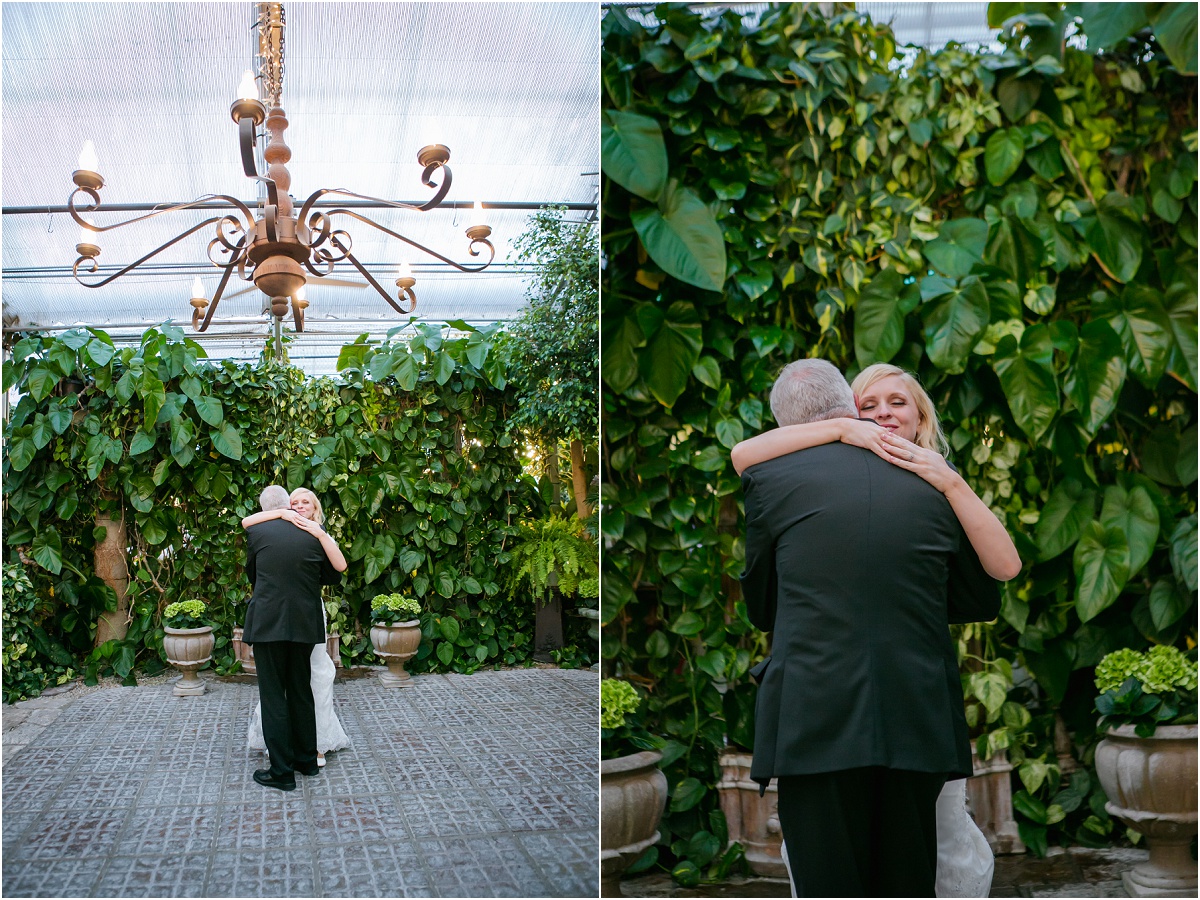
243, 519, 342, 644
740, 442, 999, 787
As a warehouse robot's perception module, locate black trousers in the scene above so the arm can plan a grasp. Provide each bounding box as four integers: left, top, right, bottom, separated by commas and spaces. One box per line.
253, 641, 317, 778
776, 767, 946, 898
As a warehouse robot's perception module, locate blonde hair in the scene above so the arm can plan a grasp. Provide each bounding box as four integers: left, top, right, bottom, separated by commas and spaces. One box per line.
851, 364, 949, 456
289, 488, 324, 525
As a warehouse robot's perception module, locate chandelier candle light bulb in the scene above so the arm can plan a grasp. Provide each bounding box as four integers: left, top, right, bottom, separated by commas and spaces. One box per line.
465, 201, 491, 242
76, 218, 100, 259
73, 140, 103, 190
237, 69, 258, 101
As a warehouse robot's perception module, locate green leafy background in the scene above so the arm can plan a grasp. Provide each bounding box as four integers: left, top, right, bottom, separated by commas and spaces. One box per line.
2, 318, 593, 701
601, 1, 1196, 879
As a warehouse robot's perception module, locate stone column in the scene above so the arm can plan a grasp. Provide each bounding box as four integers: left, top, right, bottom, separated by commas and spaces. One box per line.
93, 512, 130, 644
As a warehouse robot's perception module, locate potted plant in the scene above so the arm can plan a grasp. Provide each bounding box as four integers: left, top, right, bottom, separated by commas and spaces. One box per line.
162, 600, 215, 697
1093, 645, 1198, 897
508, 515, 599, 660
369, 592, 422, 688
600, 678, 667, 898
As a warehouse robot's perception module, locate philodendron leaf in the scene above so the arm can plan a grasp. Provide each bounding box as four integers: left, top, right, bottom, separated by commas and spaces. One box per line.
985, 128, 1025, 185
1099, 482, 1160, 578
1149, 2, 1198, 75
921, 275, 990, 374
1095, 284, 1172, 388
1063, 319, 1127, 435
1077, 2, 1148, 48
1074, 521, 1131, 622
601, 110, 668, 202
30, 527, 63, 575
923, 218, 988, 279
1035, 480, 1095, 560
1149, 577, 1191, 631
639, 301, 703, 408
1079, 194, 1143, 283
632, 181, 727, 291
853, 268, 907, 367
210, 423, 243, 461
1162, 278, 1198, 391
1170, 515, 1197, 592
993, 326, 1058, 442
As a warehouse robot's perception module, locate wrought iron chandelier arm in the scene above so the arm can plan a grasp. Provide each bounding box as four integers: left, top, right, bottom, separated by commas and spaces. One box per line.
296, 183, 452, 240
193, 252, 245, 332
68, 190, 256, 236
313, 209, 495, 273
73, 217, 249, 289
330, 236, 415, 315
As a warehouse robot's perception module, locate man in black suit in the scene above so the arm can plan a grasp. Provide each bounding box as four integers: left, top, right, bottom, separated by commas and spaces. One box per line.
243, 485, 342, 791
740, 359, 999, 897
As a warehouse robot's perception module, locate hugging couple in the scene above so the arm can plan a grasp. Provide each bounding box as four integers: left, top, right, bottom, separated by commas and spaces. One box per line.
241, 484, 351, 791
735, 359, 1022, 898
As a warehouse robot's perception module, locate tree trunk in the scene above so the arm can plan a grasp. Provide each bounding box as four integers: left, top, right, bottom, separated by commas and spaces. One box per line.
570, 438, 591, 520
94, 511, 130, 645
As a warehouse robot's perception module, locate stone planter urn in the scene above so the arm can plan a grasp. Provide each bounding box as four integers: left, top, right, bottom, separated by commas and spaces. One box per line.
717, 749, 785, 876
369, 620, 421, 687
601, 749, 667, 897
1094, 724, 1198, 897
163, 625, 215, 697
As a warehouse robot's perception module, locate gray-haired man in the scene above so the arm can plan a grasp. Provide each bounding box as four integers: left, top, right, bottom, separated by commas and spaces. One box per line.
740, 358, 999, 896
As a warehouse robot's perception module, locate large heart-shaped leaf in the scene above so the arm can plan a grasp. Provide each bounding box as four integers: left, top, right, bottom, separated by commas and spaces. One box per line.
1063, 319, 1127, 435
7, 426, 36, 472
1099, 482, 1160, 578
993, 326, 1058, 442
601, 314, 646, 394
1170, 515, 1197, 592
639, 302, 703, 408
1162, 278, 1198, 391
1149, 577, 1191, 631
193, 395, 224, 427
1073, 521, 1130, 622
1077, 2, 1149, 48
1149, 2, 1197, 74
1080, 194, 1143, 283
921, 276, 989, 374
601, 110, 668, 202
30, 527, 63, 575
923, 218, 989, 279
985, 217, 1043, 288
853, 268, 907, 367
210, 423, 243, 461
996, 73, 1041, 123
1095, 284, 1173, 387
1036, 479, 1097, 560
985, 128, 1026, 185
632, 182, 726, 291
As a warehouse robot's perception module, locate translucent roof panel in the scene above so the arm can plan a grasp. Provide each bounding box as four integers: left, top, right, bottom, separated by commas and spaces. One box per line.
2, 2, 599, 373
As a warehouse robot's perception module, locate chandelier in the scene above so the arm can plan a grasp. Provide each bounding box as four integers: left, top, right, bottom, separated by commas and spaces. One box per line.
67, 2, 494, 335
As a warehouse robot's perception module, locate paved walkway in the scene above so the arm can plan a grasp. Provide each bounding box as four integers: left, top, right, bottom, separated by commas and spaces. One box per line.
2, 668, 598, 898
620, 845, 1153, 897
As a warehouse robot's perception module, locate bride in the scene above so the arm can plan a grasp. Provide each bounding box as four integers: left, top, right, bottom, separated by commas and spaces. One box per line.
242, 487, 351, 766
734, 363, 1013, 898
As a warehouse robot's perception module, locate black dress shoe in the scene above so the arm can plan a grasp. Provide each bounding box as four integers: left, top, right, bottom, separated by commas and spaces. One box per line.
253, 768, 296, 791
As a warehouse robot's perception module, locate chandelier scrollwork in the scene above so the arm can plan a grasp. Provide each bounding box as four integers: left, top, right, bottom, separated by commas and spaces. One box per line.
67, 1, 494, 336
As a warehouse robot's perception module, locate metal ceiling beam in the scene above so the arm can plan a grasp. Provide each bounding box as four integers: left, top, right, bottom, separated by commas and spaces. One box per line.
2, 199, 596, 216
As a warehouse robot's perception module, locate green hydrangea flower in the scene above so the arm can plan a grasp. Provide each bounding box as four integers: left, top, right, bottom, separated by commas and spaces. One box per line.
163, 600, 206, 621
1095, 648, 1144, 694
1139, 645, 1198, 694
600, 678, 641, 730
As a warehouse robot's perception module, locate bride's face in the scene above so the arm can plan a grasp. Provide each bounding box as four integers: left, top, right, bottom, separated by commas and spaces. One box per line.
290, 493, 317, 520
857, 374, 920, 443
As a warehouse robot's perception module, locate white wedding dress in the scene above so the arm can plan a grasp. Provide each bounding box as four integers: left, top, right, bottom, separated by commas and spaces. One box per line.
248, 642, 351, 755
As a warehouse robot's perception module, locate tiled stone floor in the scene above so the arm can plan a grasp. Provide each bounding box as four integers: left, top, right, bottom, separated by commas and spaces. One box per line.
2, 669, 598, 898
620, 846, 1160, 897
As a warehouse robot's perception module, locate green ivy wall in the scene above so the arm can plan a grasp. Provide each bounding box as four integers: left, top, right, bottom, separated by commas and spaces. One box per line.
601, 2, 1196, 877
2, 322, 554, 701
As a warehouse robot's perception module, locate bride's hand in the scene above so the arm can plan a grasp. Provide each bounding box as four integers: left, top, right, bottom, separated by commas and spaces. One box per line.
880, 432, 954, 492
838, 418, 890, 462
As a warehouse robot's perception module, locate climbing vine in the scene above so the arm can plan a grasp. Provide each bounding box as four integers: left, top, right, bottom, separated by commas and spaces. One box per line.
1, 317, 585, 699
601, 1, 1196, 880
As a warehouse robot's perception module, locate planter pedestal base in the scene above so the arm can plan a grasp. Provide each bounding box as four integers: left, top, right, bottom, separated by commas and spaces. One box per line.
1122, 842, 1197, 898
601, 750, 667, 898
173, 672, 207, 697
378, 663, 414, 688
